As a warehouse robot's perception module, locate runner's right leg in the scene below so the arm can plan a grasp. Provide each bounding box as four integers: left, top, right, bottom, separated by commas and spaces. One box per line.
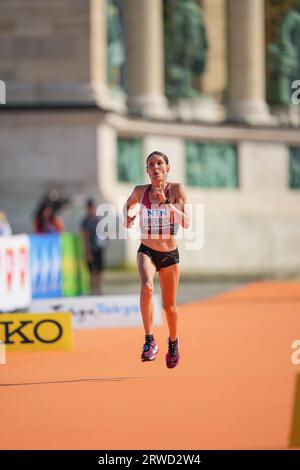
137, 252, 158, 361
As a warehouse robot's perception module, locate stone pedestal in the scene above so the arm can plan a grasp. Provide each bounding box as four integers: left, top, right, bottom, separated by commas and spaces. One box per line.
176, 96, 225, 123
0, 0, 125, 110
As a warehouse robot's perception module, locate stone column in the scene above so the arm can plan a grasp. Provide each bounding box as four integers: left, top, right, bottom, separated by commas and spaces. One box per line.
91, 0, 126, 112
228, 0, 272, 124
200, 0, 228, 102
124, 0, 170, 118
90, 0, 111, 108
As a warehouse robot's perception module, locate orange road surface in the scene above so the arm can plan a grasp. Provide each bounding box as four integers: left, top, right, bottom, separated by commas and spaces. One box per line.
1, 281, 300, 450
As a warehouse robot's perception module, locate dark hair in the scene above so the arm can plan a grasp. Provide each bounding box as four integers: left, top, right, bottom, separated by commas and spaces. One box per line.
146, 151, 169, 166
34, 201, 55, 233
86, 197, 96, 208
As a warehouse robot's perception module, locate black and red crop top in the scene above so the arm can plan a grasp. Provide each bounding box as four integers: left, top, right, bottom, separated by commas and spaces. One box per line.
139, 183, 176, 237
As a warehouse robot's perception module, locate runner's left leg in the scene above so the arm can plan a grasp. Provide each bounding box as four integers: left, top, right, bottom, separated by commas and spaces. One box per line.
158, 263, 180, 341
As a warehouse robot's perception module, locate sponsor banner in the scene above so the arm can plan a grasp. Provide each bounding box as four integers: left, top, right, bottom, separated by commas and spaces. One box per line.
30, 234, 62, 299
76, 234, 90, 296
0, 235, 31, 312
30, 295, 162, 329
0, 313, 73, 351
61, 233, 90, 297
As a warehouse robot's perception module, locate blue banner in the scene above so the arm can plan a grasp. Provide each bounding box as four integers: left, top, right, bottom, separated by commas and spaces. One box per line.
29, 234, 62, 299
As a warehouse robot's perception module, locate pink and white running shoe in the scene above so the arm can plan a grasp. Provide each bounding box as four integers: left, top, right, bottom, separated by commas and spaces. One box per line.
141, 339, 159, 362
165, 337, 180, 369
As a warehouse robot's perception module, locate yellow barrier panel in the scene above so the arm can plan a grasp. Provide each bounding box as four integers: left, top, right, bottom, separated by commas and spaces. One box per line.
0, 313, 73, 351
290, 374, 300, 447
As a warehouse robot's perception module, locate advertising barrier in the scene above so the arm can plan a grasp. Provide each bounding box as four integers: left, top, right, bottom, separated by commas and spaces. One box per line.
0, 235, 31, 312
61, 233, 89, 297
30, 233, 89, 299
30, 294, 162, 329
30, 234, 62, 299
0, 312, 73, 351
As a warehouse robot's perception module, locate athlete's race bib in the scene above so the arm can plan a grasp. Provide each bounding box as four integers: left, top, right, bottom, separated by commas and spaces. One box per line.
140, 207, 172, 233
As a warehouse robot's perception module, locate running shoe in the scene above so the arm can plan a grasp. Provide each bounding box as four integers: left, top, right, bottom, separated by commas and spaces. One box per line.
141, 338, 159, 362
165, 337, 180, 369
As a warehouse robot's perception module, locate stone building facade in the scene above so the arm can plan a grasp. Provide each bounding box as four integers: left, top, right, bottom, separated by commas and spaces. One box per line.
0, 0, 299, 277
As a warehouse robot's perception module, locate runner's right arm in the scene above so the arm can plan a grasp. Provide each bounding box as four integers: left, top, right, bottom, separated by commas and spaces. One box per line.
123, 185, 143, 228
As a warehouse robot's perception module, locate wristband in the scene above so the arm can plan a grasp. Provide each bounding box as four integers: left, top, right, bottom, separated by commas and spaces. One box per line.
159, 197, 171, 206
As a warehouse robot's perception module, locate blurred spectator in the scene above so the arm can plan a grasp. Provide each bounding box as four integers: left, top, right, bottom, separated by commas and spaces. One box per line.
0, 210, 12, 236
81, 198, 107, 295
41, 189, 69, 214
33, 189, 69, 234
34, 201, 64, 234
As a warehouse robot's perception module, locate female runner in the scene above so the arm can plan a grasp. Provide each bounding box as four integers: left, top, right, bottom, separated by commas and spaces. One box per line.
124, 151, 190, 368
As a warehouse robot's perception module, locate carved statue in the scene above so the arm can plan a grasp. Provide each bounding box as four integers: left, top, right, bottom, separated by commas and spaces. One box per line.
267, 0, 300, 105
164, 0, 208, 101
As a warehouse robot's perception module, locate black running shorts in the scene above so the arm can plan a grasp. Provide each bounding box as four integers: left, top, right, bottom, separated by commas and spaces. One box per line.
137, 243, 179, 271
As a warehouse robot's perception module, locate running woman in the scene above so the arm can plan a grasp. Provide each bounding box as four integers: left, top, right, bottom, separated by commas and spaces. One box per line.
123, 151, 190, 368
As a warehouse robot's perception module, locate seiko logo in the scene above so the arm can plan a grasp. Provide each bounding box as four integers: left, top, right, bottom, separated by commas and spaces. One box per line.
0, 319, 63, 344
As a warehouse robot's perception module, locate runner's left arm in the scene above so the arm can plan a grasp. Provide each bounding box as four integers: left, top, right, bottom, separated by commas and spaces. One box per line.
169, 184, 190, 229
